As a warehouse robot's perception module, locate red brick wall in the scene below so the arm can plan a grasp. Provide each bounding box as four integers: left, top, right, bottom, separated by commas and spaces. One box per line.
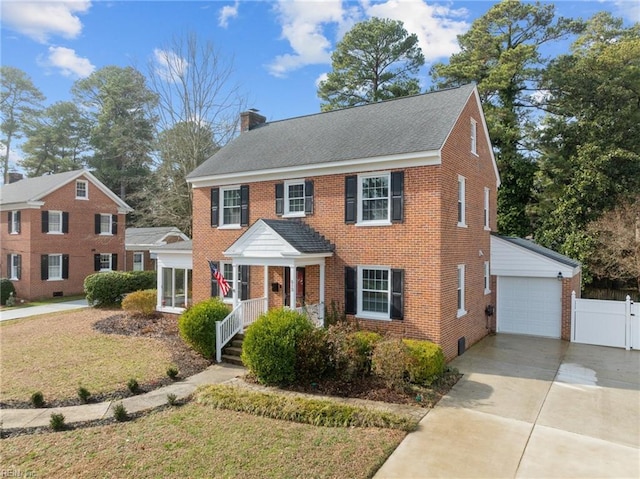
561, 272, 582, 340
124, 250, 156, 271
1, 176, 126, 300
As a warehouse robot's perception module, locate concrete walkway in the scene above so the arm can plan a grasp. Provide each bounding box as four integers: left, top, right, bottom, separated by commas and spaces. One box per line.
0, 298, 89, 322
374, 334, 640, 478
0, 363, 245, 430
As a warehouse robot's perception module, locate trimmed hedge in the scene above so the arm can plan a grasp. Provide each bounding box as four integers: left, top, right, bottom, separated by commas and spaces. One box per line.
84, 271, 156, 306
122, 289, 157, 318
373, 338, 446, 388
403, 339, 446, 386
241, 308, 314, 385
326, 324, 382, 380
178, 297, 230, 359
0, 278, 16, 306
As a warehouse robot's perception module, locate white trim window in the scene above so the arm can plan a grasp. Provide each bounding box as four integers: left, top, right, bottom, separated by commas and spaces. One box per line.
161, 267, 192, 310
284, 180, 305, 216
221, 186, 241, 226
48, 211, 63, 234
359, 172, 390, 224
471, 118, 478, 155
49, 254, 63, 280
133, 252, 144, 271
221, 262, 236, 301
484, 187, 490, 230
76, 180, 88, 199
99, 214, 112, 235
457, 176, 466, 227
9, 253, 21, 280
9, 210, 20, 234
484, 261, 491, 295
100, 253, 113, 271
457, 264, 466, 317
358, 266, 390, 320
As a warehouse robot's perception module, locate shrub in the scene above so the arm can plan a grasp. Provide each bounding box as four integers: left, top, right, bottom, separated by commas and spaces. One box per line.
167, 393, 178, 406
241, 308, 314, 385
166, 366, 179, 380
295, 327, 331, 382
122, 289, 157, 318
0, 278, 16, 306
78, 387, 91, 404
403, 339, 446, 386
178, 297, 230, 359
124, 270, 156, 292
30, 391, 45, 408
84, 271, 157, 307
113, 403, 129, 422
326, 324, 382, 380
372, 339, 412, 392
50, 413, 66, 431
127, 378, 140, 394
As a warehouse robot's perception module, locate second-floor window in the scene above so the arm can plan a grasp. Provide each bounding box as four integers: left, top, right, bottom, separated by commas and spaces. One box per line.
222, 187, 241, 225
210, 185, 249, 228
8, 211, 20, 234
275, 180, 314, 217
42, 210, 68, 234
345, 171, 404, 225
76, 180, 88, 199
95, 214, 117, 235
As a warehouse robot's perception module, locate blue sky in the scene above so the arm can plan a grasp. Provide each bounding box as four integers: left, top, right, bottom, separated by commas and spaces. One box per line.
1, 1, 638, 136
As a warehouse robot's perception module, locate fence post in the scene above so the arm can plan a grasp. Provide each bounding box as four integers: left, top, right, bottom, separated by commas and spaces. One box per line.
215, 321, 222, 363
571, 291, 577, 342
625, 295, 631, 351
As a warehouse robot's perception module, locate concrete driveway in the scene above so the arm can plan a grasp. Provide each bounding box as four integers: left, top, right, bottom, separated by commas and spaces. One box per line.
375, 334, 640, 478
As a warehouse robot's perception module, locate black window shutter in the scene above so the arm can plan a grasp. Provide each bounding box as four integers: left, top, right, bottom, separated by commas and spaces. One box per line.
16, 211, 20, 233
112, 253, 118, 271
42, 211, 49, 233
6, 254, 10, 277
345, 266, 357, 314
240, 185, 249, 226
275, 183, 284, 216
62, 212, 69, 233
240, 265, 249, 300
210, 188, 219, 227
210, 260, 219, 297
304, 180, 314, 215
95, 214, 101, 234
345, 176, 357, 224
62, 254, 69, 279
391, 269, 404, 320
391, 171, 404, 223
41, 255, 49, 280
16, 254, 21, 280
94, 254, 101, 272
111, 215, 117, 235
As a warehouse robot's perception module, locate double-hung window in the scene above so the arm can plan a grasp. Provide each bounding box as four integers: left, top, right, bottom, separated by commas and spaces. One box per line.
360, 174, 390, 224
457, 176, 466, 227
360, 267, 390, 318
95, 214, 116, 235
9, 211, 20, 234
94, 253, 117, 272
48, 211, 62, 234
285, 181, 305, 216
9, 253, 21, 280
484, 261, 491, 295
76, 180, 88, 199
100, 214, 112, 235
457, 264, 466, 317
346, 266, 403, 321
41, 254, 69, 280
471, 119, 478, 155
100, 254, 113, 271
222, 187, 241, 226
49, 254, 63, 280
221, 262, 235, 301
484, 187, 490, 230
42, 210, 68, 234
133, 252, 144, 271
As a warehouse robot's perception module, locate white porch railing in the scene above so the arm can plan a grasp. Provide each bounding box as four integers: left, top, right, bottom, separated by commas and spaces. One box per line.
296, 302, 325, 328
215, 297, 267, 363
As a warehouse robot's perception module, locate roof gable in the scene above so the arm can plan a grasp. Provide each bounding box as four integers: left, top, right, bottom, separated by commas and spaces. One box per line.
126, 227, 189, 246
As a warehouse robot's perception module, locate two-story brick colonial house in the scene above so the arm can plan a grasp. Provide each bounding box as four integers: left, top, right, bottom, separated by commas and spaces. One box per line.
0, 170, 132, 300
186, 84, 500, 359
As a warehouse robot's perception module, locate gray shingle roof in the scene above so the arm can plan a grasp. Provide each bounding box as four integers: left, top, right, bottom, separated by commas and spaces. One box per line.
263, 219, 334, 254
494, 234, 581, 268
1, 170, 86, 204
187, 84, 476, 179
125, 227, 187, 246
152, 239, 193, 252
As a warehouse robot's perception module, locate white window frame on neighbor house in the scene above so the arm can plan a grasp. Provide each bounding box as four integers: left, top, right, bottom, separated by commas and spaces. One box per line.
133, 252, 144, 271
471, 118, 478, 156
457, 264, 466, 317
48, 211, 63, 234
9, 253, 20, 280
457, 176, 466, 227
484, 187, 490, 230
48, 254, 63, 280
484, 261, 491, 295
220, 262, 236, 302
284, 180, 305, 217
99, 253, 114, 271
357, 266, 391, 320
76, 180, 88, 199
10, 211, 20, 234
99, 214, 113, 235
358, 172, 391, 226
220, 186, 241, 228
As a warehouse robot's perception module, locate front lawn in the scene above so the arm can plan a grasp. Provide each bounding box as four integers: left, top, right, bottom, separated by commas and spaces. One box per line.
1, 404, 405, 478
0, 309, 202, 406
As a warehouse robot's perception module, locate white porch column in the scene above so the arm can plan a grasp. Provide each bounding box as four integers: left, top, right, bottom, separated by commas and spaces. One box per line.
232, 262, 239, 308
263, 265, 269, 303
319, 261, 325, 317
289, 264, 297, 308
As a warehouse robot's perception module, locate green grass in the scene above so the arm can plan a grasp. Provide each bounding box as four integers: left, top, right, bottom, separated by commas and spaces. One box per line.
2, 404, 406, 478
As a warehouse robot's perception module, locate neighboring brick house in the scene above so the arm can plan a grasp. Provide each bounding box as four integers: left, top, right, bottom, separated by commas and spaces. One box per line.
125, 227, 189, 271
186, 84, 501, 359
0, 170, 132, 300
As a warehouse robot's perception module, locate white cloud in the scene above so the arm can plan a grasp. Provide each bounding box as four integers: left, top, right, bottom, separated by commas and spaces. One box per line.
315, 72, 329, 88
153, 49, 189, 82
267, 0, 468, 78
612, 0, 640, 22
1, 1, 91, 43
41, 46, 95, 78
219, 1, 240, 28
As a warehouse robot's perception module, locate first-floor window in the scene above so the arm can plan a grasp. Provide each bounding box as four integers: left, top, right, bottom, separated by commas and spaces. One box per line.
361, 267, 389, 316
457, 264, 466, 317
9, 253, 21, 280
346, 265, 403, 320
162, 267, 192, 309
49, 254, 63, 280
100, 254, 112, 271
133, 252, 144, 271
221, 262, 235, 301
484, 261, 491, 294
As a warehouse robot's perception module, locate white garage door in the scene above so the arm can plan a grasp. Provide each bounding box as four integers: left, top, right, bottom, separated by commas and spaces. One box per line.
497, 276, 562, 338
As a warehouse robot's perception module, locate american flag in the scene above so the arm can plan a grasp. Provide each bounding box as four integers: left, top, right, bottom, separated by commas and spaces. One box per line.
208, 260, 231, 296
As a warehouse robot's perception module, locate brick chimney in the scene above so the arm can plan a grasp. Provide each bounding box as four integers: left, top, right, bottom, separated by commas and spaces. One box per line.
8, 172, 23, 184
240, 109, 266, 132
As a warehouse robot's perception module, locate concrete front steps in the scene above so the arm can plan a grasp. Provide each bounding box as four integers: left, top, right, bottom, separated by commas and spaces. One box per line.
221, 333, 244, 366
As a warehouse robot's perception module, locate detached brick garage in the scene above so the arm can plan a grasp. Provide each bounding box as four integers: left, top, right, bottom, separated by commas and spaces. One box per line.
491, 234, 581, 340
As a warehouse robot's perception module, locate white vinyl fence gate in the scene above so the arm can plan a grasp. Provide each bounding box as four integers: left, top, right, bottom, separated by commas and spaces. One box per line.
571, 292, 640, 350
